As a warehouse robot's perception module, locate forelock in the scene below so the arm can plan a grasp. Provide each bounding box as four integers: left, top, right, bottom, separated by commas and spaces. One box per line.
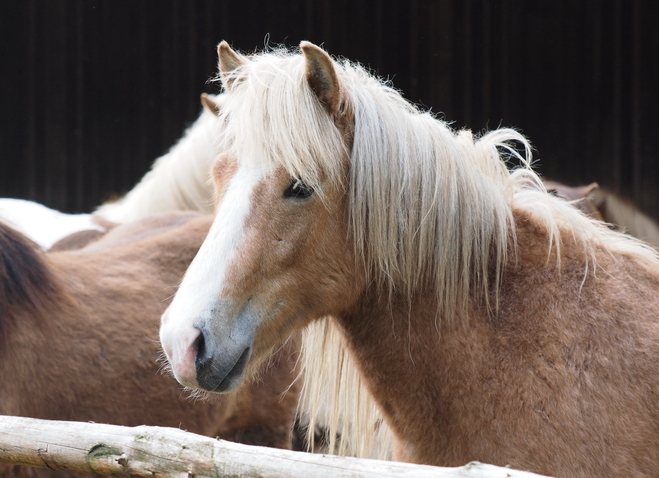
218, 48, 348, 193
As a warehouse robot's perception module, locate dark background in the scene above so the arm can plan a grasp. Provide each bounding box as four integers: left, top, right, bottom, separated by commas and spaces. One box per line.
1, 1, 657, 218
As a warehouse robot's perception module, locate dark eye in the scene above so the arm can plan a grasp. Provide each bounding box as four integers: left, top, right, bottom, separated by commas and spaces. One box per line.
283, 179, 314, 199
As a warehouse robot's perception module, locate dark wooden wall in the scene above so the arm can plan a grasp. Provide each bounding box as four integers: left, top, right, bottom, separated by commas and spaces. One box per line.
1, 1, 657, 218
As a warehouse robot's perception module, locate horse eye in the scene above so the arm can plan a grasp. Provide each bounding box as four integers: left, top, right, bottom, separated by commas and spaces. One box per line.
283, 179, 314, 199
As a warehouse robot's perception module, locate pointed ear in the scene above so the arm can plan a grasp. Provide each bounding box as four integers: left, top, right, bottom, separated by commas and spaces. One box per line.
579, 182, 599, 197
300, 41, 342, 116
200, 93, 222, 116
217, 41, 248, 90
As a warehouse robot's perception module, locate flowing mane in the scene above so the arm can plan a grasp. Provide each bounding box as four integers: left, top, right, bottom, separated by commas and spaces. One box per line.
214, 46, 659, 459
218, 48, 658, 319
95, 96, 223, 223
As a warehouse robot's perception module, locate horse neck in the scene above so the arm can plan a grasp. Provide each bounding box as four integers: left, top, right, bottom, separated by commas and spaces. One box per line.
331, 282, 479, 459
328, 207, 566, 463
95, 109, 218, 223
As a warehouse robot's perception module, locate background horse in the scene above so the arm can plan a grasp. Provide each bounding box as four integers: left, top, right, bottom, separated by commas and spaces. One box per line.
544, 180, 659, 248
161, 42, 659, 478
590, 186, 659, 247
0, 198, 108, 250
94, 93, 221, 223
0, 212, 300, 478
542, 180, 603, 221
0, 94, 220, 250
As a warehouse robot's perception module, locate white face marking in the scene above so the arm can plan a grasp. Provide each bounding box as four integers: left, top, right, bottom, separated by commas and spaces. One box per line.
159, 158, 272, 385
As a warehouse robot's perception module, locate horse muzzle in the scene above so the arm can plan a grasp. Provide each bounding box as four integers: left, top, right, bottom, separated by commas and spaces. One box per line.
160, 297, 260, 393
193, 323, 252, 392
159, 317, 202, 389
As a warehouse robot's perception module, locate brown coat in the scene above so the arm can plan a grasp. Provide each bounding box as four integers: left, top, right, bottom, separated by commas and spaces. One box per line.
0, 213, 300, 477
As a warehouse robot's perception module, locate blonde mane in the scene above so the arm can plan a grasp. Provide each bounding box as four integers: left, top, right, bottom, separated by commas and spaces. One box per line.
218, 46, 659, 458
95, 97, 223, 223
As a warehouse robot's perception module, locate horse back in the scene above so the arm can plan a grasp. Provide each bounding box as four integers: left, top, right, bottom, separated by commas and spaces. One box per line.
45, 213, 214, 327
484, 210, 659, 475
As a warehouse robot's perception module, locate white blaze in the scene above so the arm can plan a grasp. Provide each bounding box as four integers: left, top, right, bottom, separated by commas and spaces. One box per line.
159, 159, 271, 383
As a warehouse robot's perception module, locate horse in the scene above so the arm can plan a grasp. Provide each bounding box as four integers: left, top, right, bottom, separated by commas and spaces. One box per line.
93, 93, 221, 223
590, 187, 659, 247
543, 180, 659, 248
542, 180, 603, 221
0, 198, 109, 250
160, 41, 659, 478
0, 212, 300, 478
0, 93, 220, 250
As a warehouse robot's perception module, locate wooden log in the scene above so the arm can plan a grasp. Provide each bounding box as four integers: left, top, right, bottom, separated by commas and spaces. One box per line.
0, 415, 553, 478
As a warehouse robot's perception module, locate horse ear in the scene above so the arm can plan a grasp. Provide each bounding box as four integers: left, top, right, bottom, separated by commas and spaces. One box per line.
200, 93, 222, 116
579, 182, 600, 197
300, 41, 342, 115
217, 41, 248, 90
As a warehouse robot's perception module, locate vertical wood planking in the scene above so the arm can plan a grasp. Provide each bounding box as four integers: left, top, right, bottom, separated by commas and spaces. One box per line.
0, 0, 657, 219
25, 0, 38, 200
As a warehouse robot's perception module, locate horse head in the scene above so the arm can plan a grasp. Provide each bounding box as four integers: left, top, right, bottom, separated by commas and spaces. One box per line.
160, 42, 361, 393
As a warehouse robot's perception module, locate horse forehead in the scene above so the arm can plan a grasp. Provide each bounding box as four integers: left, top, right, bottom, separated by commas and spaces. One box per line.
216, 154, 272, 192
208, 158, 278, 246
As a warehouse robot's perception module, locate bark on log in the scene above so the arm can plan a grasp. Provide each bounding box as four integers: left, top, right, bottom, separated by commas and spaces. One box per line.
0, 415, 553, 478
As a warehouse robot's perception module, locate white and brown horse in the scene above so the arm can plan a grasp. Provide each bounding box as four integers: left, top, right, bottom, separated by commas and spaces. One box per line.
160, 42, 659, 477
0, 212, 299, 477
0, 93, 221, 250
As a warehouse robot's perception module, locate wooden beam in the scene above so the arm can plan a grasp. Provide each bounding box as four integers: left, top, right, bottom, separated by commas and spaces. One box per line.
0, 415, 553, 478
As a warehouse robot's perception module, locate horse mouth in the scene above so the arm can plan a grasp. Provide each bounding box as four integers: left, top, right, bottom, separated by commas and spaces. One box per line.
196, 345, 251, 393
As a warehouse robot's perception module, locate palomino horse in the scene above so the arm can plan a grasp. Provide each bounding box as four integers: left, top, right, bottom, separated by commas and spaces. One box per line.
160, 41, 659, 477
0, 212, 299, 478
